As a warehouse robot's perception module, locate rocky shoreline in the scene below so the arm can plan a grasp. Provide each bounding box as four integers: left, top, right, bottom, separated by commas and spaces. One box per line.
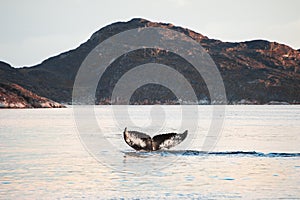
96, 97, 295, 105
0, 83, 65, 108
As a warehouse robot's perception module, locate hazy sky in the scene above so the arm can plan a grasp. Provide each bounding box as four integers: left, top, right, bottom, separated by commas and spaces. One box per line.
1, 0, 300, 67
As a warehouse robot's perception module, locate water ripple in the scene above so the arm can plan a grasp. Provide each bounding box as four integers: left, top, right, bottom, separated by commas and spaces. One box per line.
123, 150, 300, 157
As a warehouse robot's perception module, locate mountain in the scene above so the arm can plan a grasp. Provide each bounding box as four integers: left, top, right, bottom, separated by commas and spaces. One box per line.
0, 18, 299, 104
0, 82, 65, 108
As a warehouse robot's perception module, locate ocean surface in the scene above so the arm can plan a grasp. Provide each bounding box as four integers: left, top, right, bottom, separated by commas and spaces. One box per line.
0, 105, 299, 199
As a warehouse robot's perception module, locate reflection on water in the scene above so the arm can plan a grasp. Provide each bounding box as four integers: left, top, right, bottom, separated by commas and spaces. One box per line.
0, 106, 300, 199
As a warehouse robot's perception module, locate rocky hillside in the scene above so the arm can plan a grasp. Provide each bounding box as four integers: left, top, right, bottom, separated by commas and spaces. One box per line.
0, 83, 65, 108
0, 18, 299, 104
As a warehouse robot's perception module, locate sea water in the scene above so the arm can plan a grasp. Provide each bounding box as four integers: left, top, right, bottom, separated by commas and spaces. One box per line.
0, 105, 299, 199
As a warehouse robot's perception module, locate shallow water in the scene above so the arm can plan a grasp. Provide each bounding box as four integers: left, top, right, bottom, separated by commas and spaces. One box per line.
0, 105, 299, 199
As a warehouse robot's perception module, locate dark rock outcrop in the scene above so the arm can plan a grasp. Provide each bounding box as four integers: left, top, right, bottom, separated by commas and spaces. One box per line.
0, 18, 299, 104
0, 83, 65, 108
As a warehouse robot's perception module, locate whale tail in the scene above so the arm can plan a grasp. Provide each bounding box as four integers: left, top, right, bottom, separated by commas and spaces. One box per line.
123, 128, 188, 151
152, 130, 188, 150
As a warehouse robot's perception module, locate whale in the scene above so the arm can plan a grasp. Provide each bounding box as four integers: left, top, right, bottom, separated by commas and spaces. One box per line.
123, 127, 188, 151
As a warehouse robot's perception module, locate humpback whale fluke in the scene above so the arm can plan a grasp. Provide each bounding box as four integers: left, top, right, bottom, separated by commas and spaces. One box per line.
123, 128, 188, 151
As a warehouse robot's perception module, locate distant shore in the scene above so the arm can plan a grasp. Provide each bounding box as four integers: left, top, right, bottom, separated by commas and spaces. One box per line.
0, 83, 65, 108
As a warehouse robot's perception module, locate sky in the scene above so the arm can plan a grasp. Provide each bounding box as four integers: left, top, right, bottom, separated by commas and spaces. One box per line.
1, 0, 300, 67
